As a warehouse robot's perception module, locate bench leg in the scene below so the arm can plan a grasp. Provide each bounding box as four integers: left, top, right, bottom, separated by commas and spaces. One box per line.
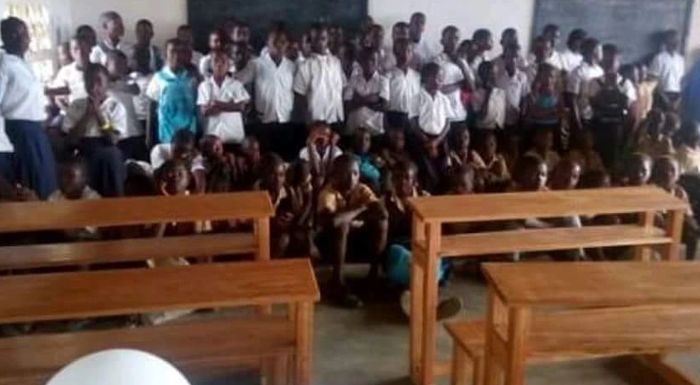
473, 356, 484, 385
270, 354, 289, 385
503, 308, 530, 385
295, 301, 313, 385
451, 345, 467, 385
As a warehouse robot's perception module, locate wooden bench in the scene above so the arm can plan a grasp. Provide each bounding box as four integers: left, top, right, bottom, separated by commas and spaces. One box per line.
0, 192, 274, 270
447, 262, 700, 385
0, 259, 319, 385
406, 186, 688, 385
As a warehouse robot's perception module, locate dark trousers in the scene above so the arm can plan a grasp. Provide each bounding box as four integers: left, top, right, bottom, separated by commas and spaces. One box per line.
80, 138, 126, 197
255, 122, 303, 161
385, 111, 410, 131
5, 120, 57, 199
118, 135, 149, 162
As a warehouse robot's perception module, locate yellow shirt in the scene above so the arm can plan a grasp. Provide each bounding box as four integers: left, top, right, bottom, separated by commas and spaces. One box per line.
317, 183, 377, 214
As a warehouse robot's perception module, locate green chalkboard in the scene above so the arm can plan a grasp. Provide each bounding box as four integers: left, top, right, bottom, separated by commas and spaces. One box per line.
187, 0, 368, 52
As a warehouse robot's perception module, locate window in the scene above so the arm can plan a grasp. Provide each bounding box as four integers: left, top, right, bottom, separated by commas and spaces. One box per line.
4, 2, 54, 82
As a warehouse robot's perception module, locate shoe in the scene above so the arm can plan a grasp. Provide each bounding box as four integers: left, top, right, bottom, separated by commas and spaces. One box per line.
400, 290, 411, 317
437, 297, 463, 321
332, 286, 364, 309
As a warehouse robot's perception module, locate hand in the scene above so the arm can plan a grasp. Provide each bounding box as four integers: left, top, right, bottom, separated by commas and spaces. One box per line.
350, 220, 364, 228
15, 185, 38, 201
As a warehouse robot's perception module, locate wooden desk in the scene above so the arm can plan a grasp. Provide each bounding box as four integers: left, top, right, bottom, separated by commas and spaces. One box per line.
0, 259, 320, 385
481, 262, 700, 385
406, 187, 688, 385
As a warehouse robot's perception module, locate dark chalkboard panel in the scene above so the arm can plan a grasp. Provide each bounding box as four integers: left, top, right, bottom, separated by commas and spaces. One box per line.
532, 0, 693, 63
188, 0, 368, 52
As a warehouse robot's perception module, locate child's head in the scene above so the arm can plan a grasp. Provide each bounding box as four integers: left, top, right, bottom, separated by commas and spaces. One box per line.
502, 42, 522, 72
176, 25, 194, 46
200, 134, 224, 160
408, 12, 426, 42
267, 27, 289, 58
353, 128, 372, 155
619, 63, 639, 85
532, 127, 554, 152
309, 23, 329, 54
601, 43, 620, 73
457, 39, 473, 60
359, 47, 379, 77
392, 21, 410, 41
393, 37, 413, 66
472, 29, 493, 53
637, 62, 649, 81
171, 129, 196, 161
421, 62, 443, 94
240, 136, 261, 164
83, 63, 110, 100
651, 155, 680, 190
259, 153, 286, 192
500, 28, 519, 49
105, 50, 128, 79
513, 155, 548, 191
211, 49, 231, 78
58, 157, 88, 199
99, 11, 124, 41
440, 25, 460, 55
385, 126, 405, 152
328, 24, 344, 54
364, 24, 384, 50
287, 159, 312, 189
165, 38, 187, 70
663, 111, 681, 137
155, 159, 190, 195
624, 153, 652, 186
135, 19, 154, 46
0, 17, 29, 55
76, 24, 97, 47
542, 24, 561, 47
532, 36, 553, 62
679, 120, 700, 148
578, 169, 611, 189
232, 21, 250, 44
581, 38, 602, 63
477, 60, 496, 88
451, 126, 471, 153
391, 159, 418, 197
132, 45, 152, 74
308, 122, 333, 150
448, 164, 476, 195
208, 29, 229, 53
566, 28, 587, 52
57, 42, 73, 67
550, 158, 582, 190
70, 35, 91, 68
663, 29, 680, 52
479, 131, 499, 157
330, 154, 360, 193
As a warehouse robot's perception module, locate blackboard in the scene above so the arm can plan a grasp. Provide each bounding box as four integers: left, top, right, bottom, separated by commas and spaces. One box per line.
532, 0, 694, 64
187, 0, 368, 52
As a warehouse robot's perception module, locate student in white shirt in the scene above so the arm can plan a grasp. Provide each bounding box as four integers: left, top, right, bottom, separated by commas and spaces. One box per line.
496, 43, 530, 131
434, 25, 468, 126
76, 24, 97, 50
0, 17, 56, 199
408, 12, 440, 69
198, 29, 232, 77
128, 19, 162, 73
344, 47, 389, 136
560, 29, 587, 73
129, 45, 155, 146
63, 63, 127, 197
495, 28, 528, 72
90, 11, 131, 66
177, 25, 204, 69
470, 29, 494, 73
46, 35, 91, 107
232, 42, 255, 91
528, 35, 564, 76
381, 21, 410, 73
472, 61, 507, 131
253, 28, 297, 159
293, 24, 345, 126
650, 29, 685, 111
197, 50, 250, 145
386, 38, 421, 129
566, 38, 604, 132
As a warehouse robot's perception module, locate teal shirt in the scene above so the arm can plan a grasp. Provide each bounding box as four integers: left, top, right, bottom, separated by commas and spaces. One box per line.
154, 68, 197, 143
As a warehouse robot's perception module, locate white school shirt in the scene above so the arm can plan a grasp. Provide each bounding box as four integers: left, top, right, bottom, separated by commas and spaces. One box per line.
253, 53, 296, 124
129, 72, 153, 121
108, 81, 143, 138
408, 88, 451, 136
90, 39, 133, 65
52, 62, 87, 103
198, 54, 236, 77
197, 76, 250, 144
298, 145, 342, 163
150, 143, 206, 172
472, 88, 507, 129
293, 52, 345, 124
0, 54, 47, 121
649, 51, 685, 93
588, 75, 638, 106
381, 49, 397, 73
434, 53, 467, 122
528, 51, 564, 71
560, 48, 583, 73
387, 66, 421, 113
496, 69, 530, 125
412, 38, 440, 69
343, 71, 390, 135
62, 96, 128, 138
567, 61, 604, 121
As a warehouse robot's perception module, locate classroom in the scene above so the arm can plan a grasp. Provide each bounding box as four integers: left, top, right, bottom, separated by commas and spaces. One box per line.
1, 0, 700, 384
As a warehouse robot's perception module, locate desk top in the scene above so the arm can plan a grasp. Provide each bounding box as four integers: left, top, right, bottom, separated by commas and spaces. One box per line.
407, 186, 687, 223
0, 259, 319, 324
0, 192, 274, 232
483, 261, 700, 307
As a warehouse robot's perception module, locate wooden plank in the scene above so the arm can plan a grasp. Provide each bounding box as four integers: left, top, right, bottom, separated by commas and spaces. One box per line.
634, 355, 696, 385
0, 316, 294, 384
0, 233, 257, 269
0, 259, 320, 324
0, 192, 274, 232
407, 187, 687, 223
504, 308, 530, 385
419, 222, 441, 385
483, 262, 700, 307
433, 225, 669, 257
634, 211, 656, 261
295, 302, 313, 385
663, 209, 685, 261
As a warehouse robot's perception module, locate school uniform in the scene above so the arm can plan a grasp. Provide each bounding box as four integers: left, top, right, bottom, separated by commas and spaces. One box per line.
198, 54, 236, 78
381, 48, 397, 73
150, 143, 206, 173
146, 66, 198, 144
0, 119, 15, 183
234, 60, 256, 92
90, 39, 133, 65
496, 68, 530, 129
434, 53, 468, 124
0, 53, 57, 199
408, 88, 451, 192
298, 145, 343, 163
566, 61, 604, 123
63, 96, 128, 197
293, 52, 345, 125
411, 38, 440, 69
528, 51, 565, 71
650, 50, 685, 108
253, 53, 297, 159
110, 80, 148, 161
386, 66, 421, 129
127, 44, 163, 73
559, 48, 583, 73
129, 71, 154, 140
344, 71, 390, 135
197, 75, 250, 144
51, 62, 87, 103
472, 87, 507, 130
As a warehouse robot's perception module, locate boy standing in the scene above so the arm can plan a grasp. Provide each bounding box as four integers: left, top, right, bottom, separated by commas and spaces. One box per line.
46, 35, 91, 106
560, 29, 587, 73
129, 19, 162, 73
90, 11, 131, 66
386, 38, 421, 129
344, 47, 389, 136
496, 43, 529, 134
408, 12, 439, 69
434, 26, 467, 127
650, 29, 685, 111
566, 38, 604, 133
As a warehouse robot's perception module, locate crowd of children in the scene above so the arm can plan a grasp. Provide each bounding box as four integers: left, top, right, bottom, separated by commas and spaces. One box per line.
1, 11, 700, 310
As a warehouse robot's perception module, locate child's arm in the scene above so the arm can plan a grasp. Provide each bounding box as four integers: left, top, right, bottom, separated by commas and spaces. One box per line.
65, 100, 97, 144
44, 86, 70, 97
214, 99, 247, 112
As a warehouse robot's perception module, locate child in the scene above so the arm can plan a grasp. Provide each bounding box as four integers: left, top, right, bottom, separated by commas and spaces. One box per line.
284, 159, 317, 257
344, 47, 389, 136
233, 136, 262, 190
637, 109, 674, 159
57, 41, 73, 68
46, 35, 91, 106
528, 36, 562, 78
198, 29, 231, 77
146, 38, 198, 144
472, 61, 507, 132
130, 19, 162, 73
351, 128, 382, 190
650, 30, 684, 112
176, 24, 204, 69
475, 131, 511, 189
197, 50, 250, 146
49, 157, 100, 240
566, 38, 604, 133
150, 129, 206, 193
316, 154, 388, 308
470, 29, 494, 72
386, 38, 421, 130
636, 63, 658, 123
622, 153, 652, 186
676, 121, 700, 175
231, 42, 255, 91
378, 126, 411, 170
496, 43, 530, 134
434, 26, 467, 127
299, 123, 343, 189
293, 23, 345, 127
62, 63, 126, 197
106, 51, 147, 162
550, 158, 582, 190
255, 153, 291, 257
129, 45, 155, 146
90, 11, 130, 66
408, 12, 439, 68
524, 126, 560, 172
525, 63, 564, 150
446, 126, 486, 171
560, 29, 587, 73
566, 129, 605, 174
76, 24, 97, 49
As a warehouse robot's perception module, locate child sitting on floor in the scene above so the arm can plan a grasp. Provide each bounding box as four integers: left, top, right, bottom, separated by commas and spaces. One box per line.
300, 123, 343, 190
49, 157, 101, 241
150, 129, 206, 193
351, 128, 382, 191
378, 126, 411, 171
233, 136, 263, 190
550, 158, 582, 190
622, 153, 652, 186
524, 126, 560, 172
475, 131, 510, 191
636, 109, 674, 159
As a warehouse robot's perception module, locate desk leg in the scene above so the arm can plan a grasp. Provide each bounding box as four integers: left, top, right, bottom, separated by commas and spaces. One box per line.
663, 210, 684, 261
484, 287, 502, 385
420, 223, 440, 385
295, 301, 313, 385
410, 257, 425, 383
255, 218, 272, 314
634, 211, 655, 261
503, 307, 530, 385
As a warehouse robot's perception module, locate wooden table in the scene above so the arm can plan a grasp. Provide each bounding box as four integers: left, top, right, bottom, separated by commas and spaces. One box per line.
406, 187, 688, 385
482, 262, 700, 385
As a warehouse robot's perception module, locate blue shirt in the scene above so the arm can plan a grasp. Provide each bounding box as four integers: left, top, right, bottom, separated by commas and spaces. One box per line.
148, 67, 197, 143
